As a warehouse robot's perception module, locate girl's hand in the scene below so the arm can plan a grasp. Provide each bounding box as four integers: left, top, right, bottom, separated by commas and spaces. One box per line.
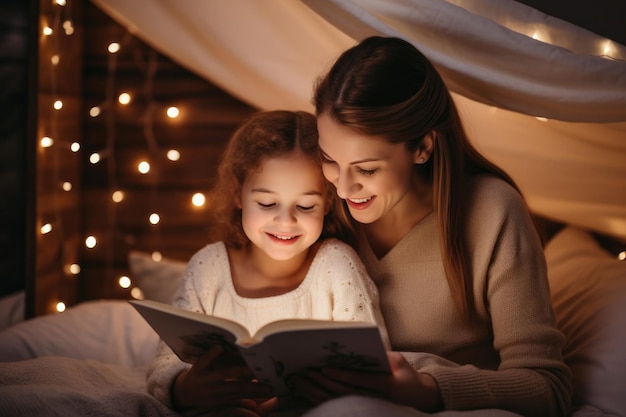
172, 344, 274, 412
289, 351, 442, 412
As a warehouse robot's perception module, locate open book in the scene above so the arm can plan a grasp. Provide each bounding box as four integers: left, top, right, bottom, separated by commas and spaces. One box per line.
130, 299, 390, 397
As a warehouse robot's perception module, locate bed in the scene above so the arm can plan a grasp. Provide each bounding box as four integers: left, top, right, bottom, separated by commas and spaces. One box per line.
0, 251, 183, 417
2, 0, 624, 416
1, 224, 624, 417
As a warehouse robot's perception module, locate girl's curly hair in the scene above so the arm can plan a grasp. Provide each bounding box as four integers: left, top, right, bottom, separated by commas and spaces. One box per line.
211, 110, 355, 249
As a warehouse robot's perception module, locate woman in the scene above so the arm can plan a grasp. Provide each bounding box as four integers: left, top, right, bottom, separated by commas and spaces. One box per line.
292, 36, 572, 417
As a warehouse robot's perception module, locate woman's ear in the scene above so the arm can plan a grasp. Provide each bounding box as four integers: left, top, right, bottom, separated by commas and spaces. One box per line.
413, 132, 435, 164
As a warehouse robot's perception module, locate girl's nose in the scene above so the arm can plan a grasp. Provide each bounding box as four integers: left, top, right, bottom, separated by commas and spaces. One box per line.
274, 207, 297, 225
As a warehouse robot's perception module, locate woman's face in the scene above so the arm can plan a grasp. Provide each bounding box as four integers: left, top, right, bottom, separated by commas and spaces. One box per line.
240, 151, 327, 261
317, 113, 420, 225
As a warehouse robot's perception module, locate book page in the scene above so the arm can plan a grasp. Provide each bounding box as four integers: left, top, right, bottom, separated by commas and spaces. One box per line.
241, 325, 390, 397
253, 318, 375, 340
130, 300, 253, 363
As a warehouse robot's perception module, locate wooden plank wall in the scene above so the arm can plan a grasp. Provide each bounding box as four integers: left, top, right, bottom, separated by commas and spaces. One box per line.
78, 3, 257, 301
34, 0, 256, 314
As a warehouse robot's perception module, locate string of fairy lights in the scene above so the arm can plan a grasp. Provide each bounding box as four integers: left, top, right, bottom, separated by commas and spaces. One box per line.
39, 0, 210, 313
88, 37, 209, 300
39, 0, 79, 314
38, 1, 625, 314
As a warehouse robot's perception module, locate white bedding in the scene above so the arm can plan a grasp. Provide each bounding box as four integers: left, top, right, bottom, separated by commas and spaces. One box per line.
0, 300, 173, 417
0, 356, 178, 417
0, 299, 159, 367
0, 290, 25, 332
0, 231, 624, 417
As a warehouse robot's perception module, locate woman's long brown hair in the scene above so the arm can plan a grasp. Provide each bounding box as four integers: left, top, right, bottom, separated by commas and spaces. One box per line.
314, 37, 521, 323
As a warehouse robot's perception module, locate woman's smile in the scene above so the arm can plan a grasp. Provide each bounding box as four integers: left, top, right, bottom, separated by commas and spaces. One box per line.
346, 196, 376, 210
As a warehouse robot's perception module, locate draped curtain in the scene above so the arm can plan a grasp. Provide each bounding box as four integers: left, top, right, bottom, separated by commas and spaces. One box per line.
91, 0, 626, 239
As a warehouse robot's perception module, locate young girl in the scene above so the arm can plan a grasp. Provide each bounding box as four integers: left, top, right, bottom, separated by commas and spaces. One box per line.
146, 110, 389, 416
291, 36, 572, 417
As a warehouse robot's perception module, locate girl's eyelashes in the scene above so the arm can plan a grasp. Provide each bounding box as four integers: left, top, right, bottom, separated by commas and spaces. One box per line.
256, 202, 317, 211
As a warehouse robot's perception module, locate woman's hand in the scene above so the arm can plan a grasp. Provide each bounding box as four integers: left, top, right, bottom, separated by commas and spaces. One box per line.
171, 344, 275, 414
289, 351, 442, 412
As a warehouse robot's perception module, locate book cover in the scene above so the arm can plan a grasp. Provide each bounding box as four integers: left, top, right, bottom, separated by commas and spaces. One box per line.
130, 299, 390, 396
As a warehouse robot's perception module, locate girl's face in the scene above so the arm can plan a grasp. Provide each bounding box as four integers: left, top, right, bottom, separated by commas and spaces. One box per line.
240, 151, 327, 261
317, 113, 420, 225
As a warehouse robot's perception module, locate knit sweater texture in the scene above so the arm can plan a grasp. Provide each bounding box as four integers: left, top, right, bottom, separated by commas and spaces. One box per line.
356, 175, 572, 417
146, 238, 389, 407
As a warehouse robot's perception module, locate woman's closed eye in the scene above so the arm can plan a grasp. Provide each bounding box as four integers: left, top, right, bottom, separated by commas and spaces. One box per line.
357, 166, 377, 176
321, 155, 376, 176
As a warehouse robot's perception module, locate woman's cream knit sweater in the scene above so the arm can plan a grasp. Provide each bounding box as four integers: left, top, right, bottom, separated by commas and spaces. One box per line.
356, 176, 572, 417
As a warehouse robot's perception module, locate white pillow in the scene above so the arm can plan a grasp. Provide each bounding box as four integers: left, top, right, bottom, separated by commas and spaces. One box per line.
0, 291, 25, 331
0, 299, 159, 367
545, 226, 626, 417
128, 251, 187, 304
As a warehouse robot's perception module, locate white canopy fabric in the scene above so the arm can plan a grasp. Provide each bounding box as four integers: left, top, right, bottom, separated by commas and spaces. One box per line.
91, 0, 626, 240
